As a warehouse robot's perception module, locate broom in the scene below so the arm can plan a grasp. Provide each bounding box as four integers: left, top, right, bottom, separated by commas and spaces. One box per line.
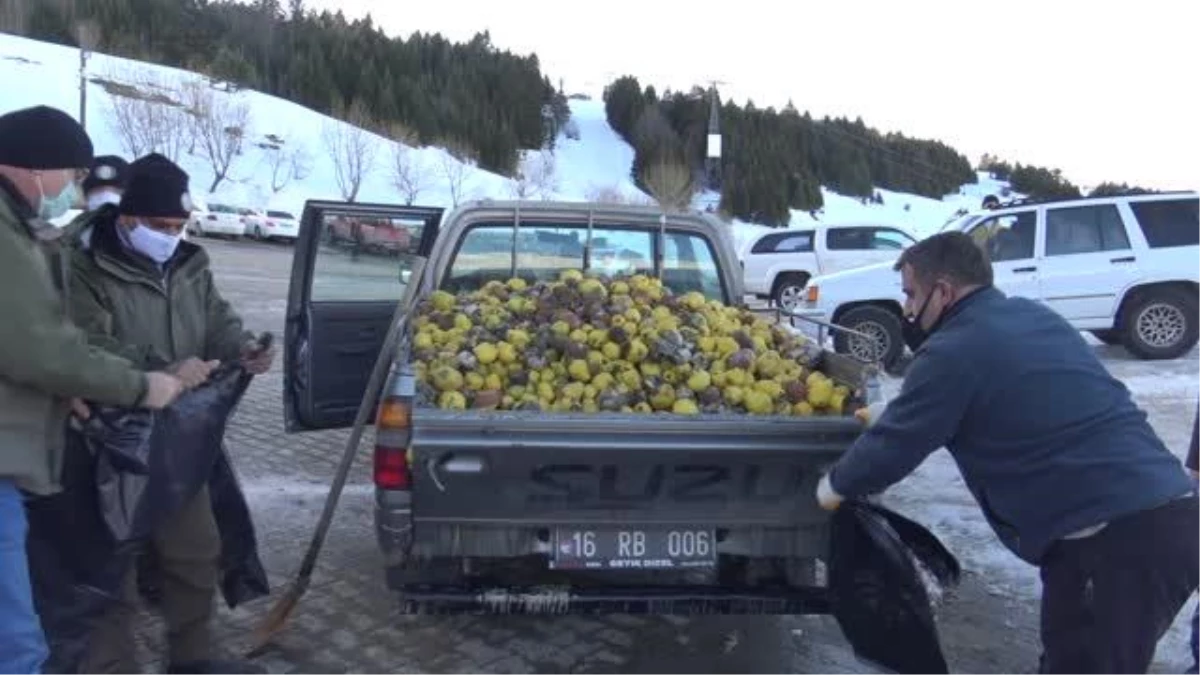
246, 257, 426, 656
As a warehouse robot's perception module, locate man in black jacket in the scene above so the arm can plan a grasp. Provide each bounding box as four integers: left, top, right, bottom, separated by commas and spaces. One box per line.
816, 231, 1198, 673
1187, 405, 1198, 674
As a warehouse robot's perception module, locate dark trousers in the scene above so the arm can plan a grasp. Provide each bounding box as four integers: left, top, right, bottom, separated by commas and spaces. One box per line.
80, 486, 221, 673
1038, 494, 1199, 674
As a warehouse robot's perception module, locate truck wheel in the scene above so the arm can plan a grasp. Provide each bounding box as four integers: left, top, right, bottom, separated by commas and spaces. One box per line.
772, 273, 809, 312
1120, 288, 1198, 360
833, 305, 904, 368
1090, 329, 1122, 345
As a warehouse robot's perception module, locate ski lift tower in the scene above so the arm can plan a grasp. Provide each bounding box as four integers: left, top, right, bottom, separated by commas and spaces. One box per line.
705, 81, 724, 191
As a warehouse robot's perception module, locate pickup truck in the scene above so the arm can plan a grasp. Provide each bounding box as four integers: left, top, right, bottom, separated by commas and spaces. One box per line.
282, 199, 880, 616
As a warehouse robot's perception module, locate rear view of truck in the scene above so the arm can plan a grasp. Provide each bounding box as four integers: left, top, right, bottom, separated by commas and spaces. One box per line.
284, 200, 879, 615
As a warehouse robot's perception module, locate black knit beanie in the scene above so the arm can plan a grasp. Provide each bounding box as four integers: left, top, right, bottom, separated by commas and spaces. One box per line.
83, 155, 130, 193
119, 153, 194, 219
0, 105, 93, 170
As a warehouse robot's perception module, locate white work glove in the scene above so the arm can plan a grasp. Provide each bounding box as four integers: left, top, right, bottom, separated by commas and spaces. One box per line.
816, 473, 844, 511
818, 401, 886, 511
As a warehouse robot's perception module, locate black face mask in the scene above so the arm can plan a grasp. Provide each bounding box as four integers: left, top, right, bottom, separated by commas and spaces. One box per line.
902, 288, 939, 352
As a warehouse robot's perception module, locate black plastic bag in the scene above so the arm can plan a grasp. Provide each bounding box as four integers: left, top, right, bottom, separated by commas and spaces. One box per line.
26, 364, 270, 673
828, 500, 960, 674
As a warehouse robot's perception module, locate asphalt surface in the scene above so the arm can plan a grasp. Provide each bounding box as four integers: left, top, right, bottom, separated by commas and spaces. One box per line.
124, 235, 1196, 673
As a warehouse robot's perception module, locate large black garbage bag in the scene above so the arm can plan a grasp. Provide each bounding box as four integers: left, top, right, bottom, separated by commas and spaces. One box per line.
134, 447, 271, 609
26, 364, 270, 673
828, 500, 961, 674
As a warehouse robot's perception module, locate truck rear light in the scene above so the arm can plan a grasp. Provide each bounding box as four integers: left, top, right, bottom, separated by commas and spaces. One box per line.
374, 395, 412, 490
374, 445, 411, 489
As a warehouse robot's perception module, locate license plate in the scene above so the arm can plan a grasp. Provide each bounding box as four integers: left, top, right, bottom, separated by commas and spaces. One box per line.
551, 528, 716, 570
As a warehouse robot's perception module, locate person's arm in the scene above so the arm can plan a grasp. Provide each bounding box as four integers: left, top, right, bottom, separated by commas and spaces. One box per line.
202, 267, 254, 363
827, 346, 977, 499
67, 257, 169, 369
0, 223, 146, 405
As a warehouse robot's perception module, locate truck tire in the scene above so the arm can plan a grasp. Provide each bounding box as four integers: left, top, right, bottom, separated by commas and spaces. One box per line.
833, 305, 904, 369
1090, 329, 1122, 345
1119, 288, 1198, 360
772, 273, 809, 312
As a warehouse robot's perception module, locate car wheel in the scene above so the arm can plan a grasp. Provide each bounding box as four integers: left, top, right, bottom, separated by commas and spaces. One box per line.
772, 274, 809, 312
1120, 288, 1198, 360
1089, 329, 1122, 345
833, 305, 905, 368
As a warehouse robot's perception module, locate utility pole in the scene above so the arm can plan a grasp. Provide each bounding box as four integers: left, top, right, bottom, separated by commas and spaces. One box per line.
75, 21, 99, 130
704, 80, 726, 193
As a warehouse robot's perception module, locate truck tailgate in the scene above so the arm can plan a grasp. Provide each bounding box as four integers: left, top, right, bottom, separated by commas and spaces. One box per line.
410, 411, 862, 526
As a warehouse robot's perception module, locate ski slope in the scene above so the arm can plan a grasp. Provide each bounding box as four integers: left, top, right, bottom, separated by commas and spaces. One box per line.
0, 33, 1009, 235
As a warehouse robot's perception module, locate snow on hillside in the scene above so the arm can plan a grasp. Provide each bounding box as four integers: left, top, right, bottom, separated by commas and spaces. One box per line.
1, 33, 1007, 238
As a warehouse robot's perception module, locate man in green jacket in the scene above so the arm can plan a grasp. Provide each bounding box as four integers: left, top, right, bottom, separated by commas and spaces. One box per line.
0, 106, 185, 674
69, 152, 272, 674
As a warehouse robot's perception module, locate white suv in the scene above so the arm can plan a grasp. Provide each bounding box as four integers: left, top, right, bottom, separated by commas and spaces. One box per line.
740, 223, 918, 309
796, 192, 1200, 367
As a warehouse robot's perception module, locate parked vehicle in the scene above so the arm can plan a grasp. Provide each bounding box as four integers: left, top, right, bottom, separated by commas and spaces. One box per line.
187, 201, 252, 238
740, 223, 918, 310
283, 199, 882, 616
795, 192, 1200, 367
247, 209, 300, 242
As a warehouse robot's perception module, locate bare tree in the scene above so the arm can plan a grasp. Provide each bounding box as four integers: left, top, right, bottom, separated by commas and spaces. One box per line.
387, 123, 426, 205
586, 184, 654, 206
642, 158, 697, 212
438, 139, 475, 208
322, 99, 378, 202
510, 150, 559, 200
265, 138, 311, 194
182, 80, 251, 193
105, 69, 192, 163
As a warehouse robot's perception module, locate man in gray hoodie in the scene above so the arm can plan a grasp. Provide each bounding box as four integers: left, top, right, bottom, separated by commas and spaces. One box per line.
817, 231, 1198, 673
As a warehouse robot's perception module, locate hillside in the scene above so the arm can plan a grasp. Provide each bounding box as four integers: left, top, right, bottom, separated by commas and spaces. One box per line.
0, 32, 1007, 245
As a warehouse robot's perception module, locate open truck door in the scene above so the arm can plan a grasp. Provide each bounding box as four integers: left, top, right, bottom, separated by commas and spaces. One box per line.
284, 200, 443, 431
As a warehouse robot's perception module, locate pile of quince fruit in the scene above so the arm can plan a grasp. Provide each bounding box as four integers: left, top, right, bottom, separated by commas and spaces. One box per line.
411, 271, 864, 417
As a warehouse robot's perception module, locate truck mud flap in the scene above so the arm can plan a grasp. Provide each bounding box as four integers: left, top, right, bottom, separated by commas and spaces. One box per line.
396, 583, 831, 616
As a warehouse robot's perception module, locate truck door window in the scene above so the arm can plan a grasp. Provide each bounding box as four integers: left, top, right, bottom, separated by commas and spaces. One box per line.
663, 232, 724, 301
311, 213, 424, 301
968, 211, 1036, 262
826, 227, 873, 250
751, 232, 813, 254
1045, 204, 1130, 256
871, 228, 916, 250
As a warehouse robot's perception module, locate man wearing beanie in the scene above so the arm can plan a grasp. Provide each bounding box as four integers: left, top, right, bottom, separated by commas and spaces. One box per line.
68, 152, 272, 674
0, 107, 186, 673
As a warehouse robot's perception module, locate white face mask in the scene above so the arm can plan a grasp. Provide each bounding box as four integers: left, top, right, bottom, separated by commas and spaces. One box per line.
86, 189, 122, 211
128, 223, 181, 264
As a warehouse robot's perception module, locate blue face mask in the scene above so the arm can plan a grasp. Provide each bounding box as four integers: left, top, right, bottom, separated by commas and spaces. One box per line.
36, 175, 78, 220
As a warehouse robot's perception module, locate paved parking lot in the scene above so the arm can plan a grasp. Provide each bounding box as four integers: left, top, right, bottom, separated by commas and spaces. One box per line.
128, 236, 1197, 673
